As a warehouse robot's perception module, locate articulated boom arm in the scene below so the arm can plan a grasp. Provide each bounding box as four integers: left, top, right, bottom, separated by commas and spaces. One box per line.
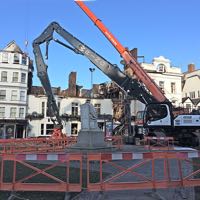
75, 1, 168, 103
33, 32, 62, 126
33, 21, 157, 109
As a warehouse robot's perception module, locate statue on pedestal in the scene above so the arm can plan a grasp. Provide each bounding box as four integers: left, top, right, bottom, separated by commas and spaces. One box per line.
72, 99, 108, 149
80, 99, 99, 131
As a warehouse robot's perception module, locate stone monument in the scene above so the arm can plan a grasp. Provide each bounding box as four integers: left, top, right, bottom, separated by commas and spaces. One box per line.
72, 99, 108, 149
80, 99, 99, 131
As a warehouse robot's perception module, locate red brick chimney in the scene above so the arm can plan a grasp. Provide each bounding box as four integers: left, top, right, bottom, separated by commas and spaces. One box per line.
130, 48, 138, 61
68, 72, 77, 97
188, 63, 195, 73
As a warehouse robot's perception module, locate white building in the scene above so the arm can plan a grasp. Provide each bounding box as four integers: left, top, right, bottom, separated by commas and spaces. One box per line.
0, 41, 33, 138
27, 92, 114, 137
141, 56, 182, 107
182, 64, 200, 111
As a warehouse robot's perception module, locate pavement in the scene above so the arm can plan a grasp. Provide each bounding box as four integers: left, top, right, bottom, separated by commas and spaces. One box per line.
67, 187, 194, 200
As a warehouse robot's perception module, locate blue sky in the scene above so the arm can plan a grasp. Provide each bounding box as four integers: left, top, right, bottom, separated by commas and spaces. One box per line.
1, 0, 200, 89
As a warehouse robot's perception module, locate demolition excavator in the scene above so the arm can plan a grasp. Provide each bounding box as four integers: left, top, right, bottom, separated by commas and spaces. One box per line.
32, 21, 154, 139
32, 1, 200, 145
75, 0, 200, 146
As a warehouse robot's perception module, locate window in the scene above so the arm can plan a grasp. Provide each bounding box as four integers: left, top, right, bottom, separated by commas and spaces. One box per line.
98, 122, 104, 130
71, 123, 78, 135
10, 107, 17, 118
21, 73, 26, 83
20, 91, 25, 101
46, 124, 54, 135
41, 124, 44, 135
0, 107, 5, 117
12, 72, 19, 82
0, 124, 4, 139
22, 55, 27, 65
159, 81, 164, 91
189, 91, 195, 99
2, 53, 8, 63
13, 53, 20, 64
11, 90, 18, 101
71, 102, 78, 116
5, 125, 15, 139
0, 90, 6, 100
19, 108, 24, 118
186, 104, 192, 113
94, 103, 101, 115
157, 64, 166, 72
1, 71, 7, 82
198, 91, 200, 98
185, 93, 187, 97
42, 102, 45, 116
171, 82, 176, 94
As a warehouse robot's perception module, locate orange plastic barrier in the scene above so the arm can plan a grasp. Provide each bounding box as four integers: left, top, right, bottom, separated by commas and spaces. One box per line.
87, 151, 200, 191
0, 136, 122, 154
0, 153, 82, 192
0, 137, 77, 154
0, 151, 200, 192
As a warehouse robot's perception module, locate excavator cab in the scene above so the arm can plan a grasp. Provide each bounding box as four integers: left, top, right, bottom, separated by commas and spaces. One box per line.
143, 103, 172, 127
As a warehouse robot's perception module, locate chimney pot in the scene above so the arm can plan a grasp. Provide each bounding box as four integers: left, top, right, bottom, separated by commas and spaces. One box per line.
188, 63, 195, 73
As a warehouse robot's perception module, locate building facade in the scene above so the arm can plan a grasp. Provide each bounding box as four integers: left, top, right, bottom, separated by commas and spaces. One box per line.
182, 64, 200, 111
141, 56, 182, 107
27, 93, 114, 137
0, 41, 33, 138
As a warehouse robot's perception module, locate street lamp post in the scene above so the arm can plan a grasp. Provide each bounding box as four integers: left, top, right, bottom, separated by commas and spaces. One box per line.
89, 67, 95, 98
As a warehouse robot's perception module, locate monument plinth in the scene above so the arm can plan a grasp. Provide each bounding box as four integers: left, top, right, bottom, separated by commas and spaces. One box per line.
72, 99, 109, 150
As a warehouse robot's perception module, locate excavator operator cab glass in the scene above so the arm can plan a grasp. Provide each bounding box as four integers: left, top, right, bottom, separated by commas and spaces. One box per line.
144, 104, 168, 123
136, 111, 144, 120
135, 111, 145, 125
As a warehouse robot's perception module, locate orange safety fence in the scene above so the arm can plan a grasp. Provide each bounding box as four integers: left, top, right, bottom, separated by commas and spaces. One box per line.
87, 151, 200, 191
0, 153, 82, 192
0, 137, 77, 154
1, 151, 200, 192
0, 136, 122, 154
143, 136, 174, 150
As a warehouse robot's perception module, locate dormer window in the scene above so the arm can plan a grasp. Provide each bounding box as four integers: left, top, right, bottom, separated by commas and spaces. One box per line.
2, 53, 8, 63
22, 54, 27, 65
13, 53, 20, 64
157, 64, 166, 73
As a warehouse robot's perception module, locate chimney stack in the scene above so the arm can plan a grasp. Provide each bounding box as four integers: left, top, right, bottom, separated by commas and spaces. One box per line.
188, 63, 195, 73
68, 72, 77, 97
130, 48, 138, 61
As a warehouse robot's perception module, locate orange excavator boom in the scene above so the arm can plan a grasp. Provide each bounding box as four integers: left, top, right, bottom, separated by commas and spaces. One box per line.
75, 0, 168, 103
